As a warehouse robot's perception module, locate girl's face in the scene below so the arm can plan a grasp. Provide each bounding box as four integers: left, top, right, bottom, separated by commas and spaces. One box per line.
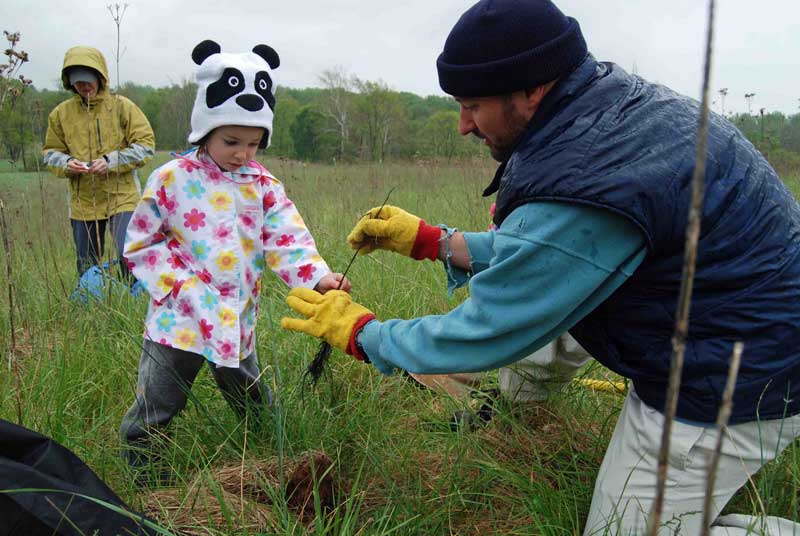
204, 125, 264, 172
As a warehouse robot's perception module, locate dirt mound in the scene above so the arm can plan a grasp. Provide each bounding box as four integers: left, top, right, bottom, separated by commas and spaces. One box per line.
143, 451, 338, 535
286, 452, 336, 520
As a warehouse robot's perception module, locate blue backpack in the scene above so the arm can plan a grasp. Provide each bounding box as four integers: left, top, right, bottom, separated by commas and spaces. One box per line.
70, 261, 145, 304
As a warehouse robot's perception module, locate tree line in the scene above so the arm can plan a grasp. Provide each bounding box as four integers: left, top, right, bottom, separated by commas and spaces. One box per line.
1, 71, 799, 173
0, 69, 485, 169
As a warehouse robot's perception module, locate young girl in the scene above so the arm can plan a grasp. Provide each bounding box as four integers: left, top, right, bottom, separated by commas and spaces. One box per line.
119, 40, 349, 475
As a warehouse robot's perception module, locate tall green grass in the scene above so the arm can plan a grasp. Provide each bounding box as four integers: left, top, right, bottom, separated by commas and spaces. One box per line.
781, 174, 800, 199
0, 157, 798, 534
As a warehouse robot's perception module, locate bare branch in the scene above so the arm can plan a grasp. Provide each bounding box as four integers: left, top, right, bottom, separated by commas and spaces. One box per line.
318, 66, 355, 160
107, 3, 130, 89
700, 341, 743, 536
0, 198, 22, 425
646, 0, 716, 533
0, 29, 32, 111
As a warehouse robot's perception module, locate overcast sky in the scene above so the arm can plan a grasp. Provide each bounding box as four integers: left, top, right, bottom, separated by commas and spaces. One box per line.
3, 0, 798, 115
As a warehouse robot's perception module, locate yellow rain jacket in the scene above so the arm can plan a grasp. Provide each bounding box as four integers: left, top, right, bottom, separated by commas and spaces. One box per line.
43, 46, 155, 221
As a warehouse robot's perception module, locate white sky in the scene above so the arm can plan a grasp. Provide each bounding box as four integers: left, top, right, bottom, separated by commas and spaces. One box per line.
3, 0, 799, 115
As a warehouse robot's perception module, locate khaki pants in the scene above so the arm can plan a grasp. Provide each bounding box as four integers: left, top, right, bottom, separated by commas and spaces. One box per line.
584, 388, 800, 535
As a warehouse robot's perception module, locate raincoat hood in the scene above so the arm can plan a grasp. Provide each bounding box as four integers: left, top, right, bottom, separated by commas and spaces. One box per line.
61, 46, 109, 93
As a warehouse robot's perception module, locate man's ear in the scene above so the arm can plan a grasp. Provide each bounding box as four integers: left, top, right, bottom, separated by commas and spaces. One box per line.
524, 80, 557, 114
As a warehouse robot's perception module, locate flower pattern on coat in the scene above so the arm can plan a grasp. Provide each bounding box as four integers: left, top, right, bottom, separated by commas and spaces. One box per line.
124, 148, 331, 367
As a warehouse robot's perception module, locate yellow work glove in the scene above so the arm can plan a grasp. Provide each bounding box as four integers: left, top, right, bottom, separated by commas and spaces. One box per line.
281, 288, 376, 360
346, 205, 442, 260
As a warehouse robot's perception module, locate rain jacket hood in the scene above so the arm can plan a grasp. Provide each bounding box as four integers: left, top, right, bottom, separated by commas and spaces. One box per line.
61, 46, 109, 94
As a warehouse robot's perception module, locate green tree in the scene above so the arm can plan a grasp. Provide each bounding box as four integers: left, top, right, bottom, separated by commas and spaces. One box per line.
268, 91, 300, 158
155, 81, 196, 150
781, 114, 800, 153
317, 67, 356, 162
399, 92, 458, 122
290, 106, 328, 161
32, 87, 70, 139
117, 81, 155, 107
352, 79, 407, 161
419, 110, 461, 159
0, 93, 33, 165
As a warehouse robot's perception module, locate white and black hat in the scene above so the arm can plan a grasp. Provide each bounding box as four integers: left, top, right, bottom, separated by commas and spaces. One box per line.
188, 40, 280, 149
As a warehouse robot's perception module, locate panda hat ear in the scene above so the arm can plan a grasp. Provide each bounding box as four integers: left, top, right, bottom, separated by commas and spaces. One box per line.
192, 40, 221, 65
252, 44, 280, 69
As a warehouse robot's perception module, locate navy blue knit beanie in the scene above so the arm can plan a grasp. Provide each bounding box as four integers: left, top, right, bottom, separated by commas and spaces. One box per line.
437, 0, 588, 97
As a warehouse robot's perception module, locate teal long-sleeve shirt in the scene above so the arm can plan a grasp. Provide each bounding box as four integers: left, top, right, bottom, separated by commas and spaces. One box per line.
358, 201, 647, 376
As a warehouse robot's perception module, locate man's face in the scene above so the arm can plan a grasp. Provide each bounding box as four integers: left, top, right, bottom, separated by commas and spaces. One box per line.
456, 92, 535, 162
72, 80, 99, 100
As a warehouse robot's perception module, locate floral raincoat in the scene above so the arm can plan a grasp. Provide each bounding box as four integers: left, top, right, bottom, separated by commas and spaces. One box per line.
124, 148, 330, 367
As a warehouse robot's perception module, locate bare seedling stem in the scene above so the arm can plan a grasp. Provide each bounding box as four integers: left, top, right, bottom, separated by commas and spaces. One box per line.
107, 3, 129, 88
700, 341, 743, 536
303, 188, 394, 389
646, 1, 716, 533
0, 198, 23, 425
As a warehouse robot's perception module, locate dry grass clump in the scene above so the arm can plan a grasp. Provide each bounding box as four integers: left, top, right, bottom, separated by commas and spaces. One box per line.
146, 482, 279, 535
142, 451, 337, 535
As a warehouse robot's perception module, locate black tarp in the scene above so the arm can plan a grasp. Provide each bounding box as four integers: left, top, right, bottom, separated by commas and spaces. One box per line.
0, 419, 162, 535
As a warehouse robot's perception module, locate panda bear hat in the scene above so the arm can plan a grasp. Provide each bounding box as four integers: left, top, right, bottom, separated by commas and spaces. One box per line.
188, 39, 280, 149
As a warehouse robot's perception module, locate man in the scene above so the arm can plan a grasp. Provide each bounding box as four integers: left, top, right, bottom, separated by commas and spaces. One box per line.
43, 46, 155, 279
282, 0, 800, 533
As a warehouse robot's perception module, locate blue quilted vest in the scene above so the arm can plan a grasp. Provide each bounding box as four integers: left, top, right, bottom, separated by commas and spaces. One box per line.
489, 56, 800, 423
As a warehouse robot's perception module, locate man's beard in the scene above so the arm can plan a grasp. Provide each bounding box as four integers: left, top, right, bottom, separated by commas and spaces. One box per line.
481, 100, 531, 163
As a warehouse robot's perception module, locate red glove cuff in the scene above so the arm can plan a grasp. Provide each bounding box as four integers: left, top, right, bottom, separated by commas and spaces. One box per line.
347, 314, 377, 362
410, 220, 441, 261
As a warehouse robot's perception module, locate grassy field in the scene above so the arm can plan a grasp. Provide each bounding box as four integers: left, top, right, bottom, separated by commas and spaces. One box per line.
1, 155, 799, 535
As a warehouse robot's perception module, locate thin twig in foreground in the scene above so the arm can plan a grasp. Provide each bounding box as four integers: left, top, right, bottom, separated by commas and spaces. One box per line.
646, 0, 716, 533
0, 198, 23, 425
701, 341, 743, 536
303, 188, 394, 389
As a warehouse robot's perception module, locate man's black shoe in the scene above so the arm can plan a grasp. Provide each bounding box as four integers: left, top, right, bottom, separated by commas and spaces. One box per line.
449, 388, 499, 432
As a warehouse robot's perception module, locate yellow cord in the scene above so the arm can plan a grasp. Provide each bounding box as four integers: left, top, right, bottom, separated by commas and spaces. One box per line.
574, 378, 627, 395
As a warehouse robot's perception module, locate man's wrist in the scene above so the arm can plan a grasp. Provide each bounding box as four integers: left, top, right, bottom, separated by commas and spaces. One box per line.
348, 314, 376, 362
